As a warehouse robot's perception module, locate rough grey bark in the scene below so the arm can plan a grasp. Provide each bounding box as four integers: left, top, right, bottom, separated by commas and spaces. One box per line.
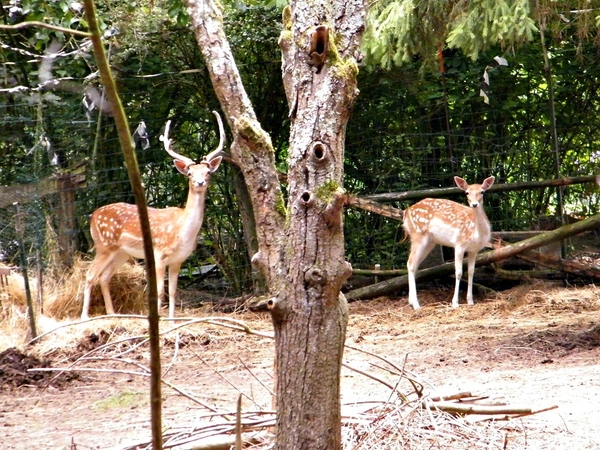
185, 0, 365, 447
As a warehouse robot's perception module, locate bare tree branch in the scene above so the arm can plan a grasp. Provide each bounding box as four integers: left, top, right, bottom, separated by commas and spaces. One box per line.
0, 21, 92, 37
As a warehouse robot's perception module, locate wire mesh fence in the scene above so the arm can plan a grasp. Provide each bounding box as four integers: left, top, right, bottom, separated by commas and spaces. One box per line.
1, 46, 599, 304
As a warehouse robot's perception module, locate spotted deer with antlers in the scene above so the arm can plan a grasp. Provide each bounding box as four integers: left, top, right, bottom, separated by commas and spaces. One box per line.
81, 112, 224, 319
403, 176, 495, 309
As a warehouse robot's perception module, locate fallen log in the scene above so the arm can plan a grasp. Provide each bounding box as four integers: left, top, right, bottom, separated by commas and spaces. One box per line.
358, 174, 598, 203
491, 266, 559, 280
346, 213, 600, 301
516, 249, 600, 279
344, 194, 403, 221
352, 268, 406, 277
353, 265, 562, 280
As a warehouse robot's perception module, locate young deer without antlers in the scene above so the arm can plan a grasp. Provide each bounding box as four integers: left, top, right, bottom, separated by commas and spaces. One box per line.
81, 112, 224, 319
403, 176, 495, 309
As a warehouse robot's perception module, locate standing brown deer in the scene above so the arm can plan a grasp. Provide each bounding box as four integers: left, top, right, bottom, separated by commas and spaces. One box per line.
81, 112, 224, 319
403, 176, 495, 309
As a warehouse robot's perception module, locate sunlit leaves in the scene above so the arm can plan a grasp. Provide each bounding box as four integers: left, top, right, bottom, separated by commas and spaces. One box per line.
363, 0, 599, 71
166, 0, 190, 27
446, 0, 537, 60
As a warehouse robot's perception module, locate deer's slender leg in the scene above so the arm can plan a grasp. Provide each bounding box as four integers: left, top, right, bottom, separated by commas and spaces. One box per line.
167, 262, 182, 318
82, 251, 129, 319
407, 236, 435, 309
154, 262, 167, 312
465, 251, 477, 305
451, 247, 466, 307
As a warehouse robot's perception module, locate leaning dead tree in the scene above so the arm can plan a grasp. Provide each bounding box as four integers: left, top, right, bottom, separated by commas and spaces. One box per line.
354, 174, 598, 203
185, 0, 365, 447
346, 213, 600, 301
346, 175, 598, 220
515, 248, 600, 279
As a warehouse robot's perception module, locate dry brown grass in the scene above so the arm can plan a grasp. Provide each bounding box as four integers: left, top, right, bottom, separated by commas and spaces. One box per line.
42, 257, 147, 319
1, 266, 598, 353
0, 269, 31, 312
0, 257, 148, 352
1, 278, 598, 449
495, 279, 599, 306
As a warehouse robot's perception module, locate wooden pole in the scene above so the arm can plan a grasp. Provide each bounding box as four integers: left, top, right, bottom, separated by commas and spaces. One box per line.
13, 202, 37, 339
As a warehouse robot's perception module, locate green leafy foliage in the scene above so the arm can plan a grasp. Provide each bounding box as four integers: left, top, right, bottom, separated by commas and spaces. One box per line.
363, 0, 599, 69
345, 40, 600, 269
445, 0, 537, 60
1, 0, 599, 285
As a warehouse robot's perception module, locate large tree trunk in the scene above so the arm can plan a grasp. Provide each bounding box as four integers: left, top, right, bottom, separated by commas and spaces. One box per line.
185, 0, 365, 447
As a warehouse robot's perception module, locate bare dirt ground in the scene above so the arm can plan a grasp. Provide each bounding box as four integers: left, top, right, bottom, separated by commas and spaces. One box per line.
1, 281, 599, 450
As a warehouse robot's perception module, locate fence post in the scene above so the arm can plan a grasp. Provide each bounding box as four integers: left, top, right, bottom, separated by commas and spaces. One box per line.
13, 202, 37, 339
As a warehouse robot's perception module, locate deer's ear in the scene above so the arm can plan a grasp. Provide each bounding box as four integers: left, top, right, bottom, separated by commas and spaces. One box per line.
174, 159, 189, 175
208, 156, 223, 173
454, 176, 468, 191
482, 176, 495, 191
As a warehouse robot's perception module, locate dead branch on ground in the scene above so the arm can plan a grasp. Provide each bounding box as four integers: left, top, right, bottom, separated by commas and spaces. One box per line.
27, 315, 559, 449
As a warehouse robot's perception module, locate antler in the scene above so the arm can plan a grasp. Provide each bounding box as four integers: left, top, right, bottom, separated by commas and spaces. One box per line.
202, 110, 226, 162
160, 111, 225, 165
160, 120, 195, 166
